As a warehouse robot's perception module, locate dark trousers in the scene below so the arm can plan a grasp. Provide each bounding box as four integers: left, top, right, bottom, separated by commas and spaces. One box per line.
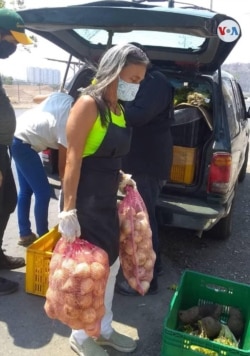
132, 173, 162, 283
0, 146, 17, 249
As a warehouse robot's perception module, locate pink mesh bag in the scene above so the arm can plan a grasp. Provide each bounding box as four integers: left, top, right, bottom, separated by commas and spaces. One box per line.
44, 237, 109, 337
118, 186, 156, 295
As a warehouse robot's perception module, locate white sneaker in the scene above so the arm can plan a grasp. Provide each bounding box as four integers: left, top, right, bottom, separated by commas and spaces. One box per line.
69, 335, 109, 356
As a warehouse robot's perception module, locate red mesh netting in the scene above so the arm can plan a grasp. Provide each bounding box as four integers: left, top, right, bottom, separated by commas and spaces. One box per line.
118, 186, 156, 296
44, 237, 109, 337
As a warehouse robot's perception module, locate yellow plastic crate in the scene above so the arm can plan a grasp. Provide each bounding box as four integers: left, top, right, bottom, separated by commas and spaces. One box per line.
25, 225, 61, 297
170, 146, 197, 184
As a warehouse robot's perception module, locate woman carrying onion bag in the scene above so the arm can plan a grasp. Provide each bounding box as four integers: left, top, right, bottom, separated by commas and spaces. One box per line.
58, 43, 149, 356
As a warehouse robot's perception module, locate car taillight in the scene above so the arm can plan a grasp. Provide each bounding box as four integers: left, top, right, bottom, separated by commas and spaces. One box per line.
42, 149, 51, 162
207, 152, 232, 194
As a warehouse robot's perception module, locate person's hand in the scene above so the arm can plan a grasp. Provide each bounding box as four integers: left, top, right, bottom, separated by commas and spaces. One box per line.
0, 170, 3, 188
58, 209, 81, 242
119, 170, 137, 194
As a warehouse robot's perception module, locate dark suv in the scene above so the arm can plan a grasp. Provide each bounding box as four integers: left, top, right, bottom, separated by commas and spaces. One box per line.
19, 0, 250, 240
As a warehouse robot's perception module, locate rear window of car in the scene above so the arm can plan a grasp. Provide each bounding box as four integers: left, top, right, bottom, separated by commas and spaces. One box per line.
74, 29, 205, 50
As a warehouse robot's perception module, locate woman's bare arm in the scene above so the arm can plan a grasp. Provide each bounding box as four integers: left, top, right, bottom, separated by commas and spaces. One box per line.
62, 96, 98, 211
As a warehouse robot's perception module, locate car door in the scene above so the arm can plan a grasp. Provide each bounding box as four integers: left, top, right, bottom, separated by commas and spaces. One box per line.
222, 77, 248, 187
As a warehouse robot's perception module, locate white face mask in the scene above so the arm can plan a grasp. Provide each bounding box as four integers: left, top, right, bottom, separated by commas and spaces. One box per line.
117, 78, 140, 101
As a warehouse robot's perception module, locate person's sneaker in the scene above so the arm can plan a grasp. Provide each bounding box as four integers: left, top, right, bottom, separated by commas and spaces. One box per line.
0, 277, 19, 295
115, 280, 158, 296
96, 330, 137, 352
0, 254, 25, 270
69, 335, 109, 356
18, 232, 37, 247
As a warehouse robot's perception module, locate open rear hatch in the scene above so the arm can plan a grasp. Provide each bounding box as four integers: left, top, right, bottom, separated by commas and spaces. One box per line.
19, 0, 241, 73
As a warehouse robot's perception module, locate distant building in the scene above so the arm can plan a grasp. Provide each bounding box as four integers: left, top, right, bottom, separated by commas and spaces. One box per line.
27, 67, 60, 85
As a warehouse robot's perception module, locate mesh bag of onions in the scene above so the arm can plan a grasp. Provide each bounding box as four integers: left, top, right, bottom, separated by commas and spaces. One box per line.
44, 237, 109, 337
118, 186, 156, 295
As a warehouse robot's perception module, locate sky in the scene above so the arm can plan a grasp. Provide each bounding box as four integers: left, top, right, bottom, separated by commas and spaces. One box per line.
1, 0, 250, 80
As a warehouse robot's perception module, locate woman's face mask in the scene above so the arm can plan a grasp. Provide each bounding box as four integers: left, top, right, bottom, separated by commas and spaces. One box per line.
0, 40, 17, 59
117, 78, 140, 102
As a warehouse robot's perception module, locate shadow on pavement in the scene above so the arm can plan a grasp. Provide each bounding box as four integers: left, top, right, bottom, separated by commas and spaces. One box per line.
0, 270, 69, 351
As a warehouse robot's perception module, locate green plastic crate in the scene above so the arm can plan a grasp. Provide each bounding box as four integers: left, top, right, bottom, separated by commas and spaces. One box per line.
161, 270, 250, 356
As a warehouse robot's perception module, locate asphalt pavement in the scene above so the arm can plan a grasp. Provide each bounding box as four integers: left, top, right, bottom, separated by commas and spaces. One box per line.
0, 148, 179, 355
1, 109, 249, 355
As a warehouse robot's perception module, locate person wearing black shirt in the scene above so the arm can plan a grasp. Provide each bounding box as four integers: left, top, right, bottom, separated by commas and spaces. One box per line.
0, 8, 32, 295
116, 66, 174, 295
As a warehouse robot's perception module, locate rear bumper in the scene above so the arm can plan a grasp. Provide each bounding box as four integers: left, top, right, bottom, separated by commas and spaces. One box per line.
156, 196, 226, 232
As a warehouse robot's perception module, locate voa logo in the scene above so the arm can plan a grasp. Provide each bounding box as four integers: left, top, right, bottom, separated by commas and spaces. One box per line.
217, 20, 240, 42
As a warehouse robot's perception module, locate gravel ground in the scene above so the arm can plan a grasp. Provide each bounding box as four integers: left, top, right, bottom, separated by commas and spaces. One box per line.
159, 162, 250, 286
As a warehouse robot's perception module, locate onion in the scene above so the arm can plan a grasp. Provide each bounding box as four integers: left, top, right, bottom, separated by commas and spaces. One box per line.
64, 293, 79, 308
144, 270, 154, 282
136, 211, 147, 220
68, 318, 84, 330
62, 258, 77, 274
121, 255, 134, 272
137, 238, 152, 250
46, 287, 58, 301
141, 281, 150, 294
139, 219, 149, 233
134, 219, 142, 231
95, 305, 106, 319
49, 254, 62, 272
80, 277, 94, 295
124, 240, 136, 255
93, 279, 106, 297
78, 293, 93, 309
81, 307, 97, 324
90, 262, 106, 280
51, 268, 66, 288
73, 262, 91, 278
92, 296, 104, 310
144, 228, 152, 239
137, 266, 147, 279
92, 248, 109, 265
121, 219, 132, 235
85, 320, 101, 337
133, 231, 143, 244
144, 258, 155, 271
135, 249, 147, 266
61, 277, 77, 293
128, 276, 137, 290
120, 232, 127, 242
44, 300, 57, 319
63, 304, 81, 319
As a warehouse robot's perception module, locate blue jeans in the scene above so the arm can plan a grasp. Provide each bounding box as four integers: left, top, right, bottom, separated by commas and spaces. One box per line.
11, 137, 51, 237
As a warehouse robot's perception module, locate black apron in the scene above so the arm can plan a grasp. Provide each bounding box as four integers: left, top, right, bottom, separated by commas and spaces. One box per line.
76, 120, 132, 265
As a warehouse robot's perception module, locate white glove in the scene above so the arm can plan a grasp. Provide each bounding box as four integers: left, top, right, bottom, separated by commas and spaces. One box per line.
58, 209, 81, 242
119, 171, 137, 194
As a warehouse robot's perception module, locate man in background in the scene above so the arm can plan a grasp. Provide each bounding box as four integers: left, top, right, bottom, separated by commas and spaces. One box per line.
116, 54, 174, 295
0, 7, 33, 295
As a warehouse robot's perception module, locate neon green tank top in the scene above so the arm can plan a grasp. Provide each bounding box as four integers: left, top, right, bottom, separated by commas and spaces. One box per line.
83, 109, 126, 157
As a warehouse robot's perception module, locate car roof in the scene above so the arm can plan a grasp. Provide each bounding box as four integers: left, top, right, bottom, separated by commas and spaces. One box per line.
18, 0, 241, 73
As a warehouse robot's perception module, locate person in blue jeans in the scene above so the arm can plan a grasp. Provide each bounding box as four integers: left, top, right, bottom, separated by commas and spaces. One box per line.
11, 92, 74, 246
